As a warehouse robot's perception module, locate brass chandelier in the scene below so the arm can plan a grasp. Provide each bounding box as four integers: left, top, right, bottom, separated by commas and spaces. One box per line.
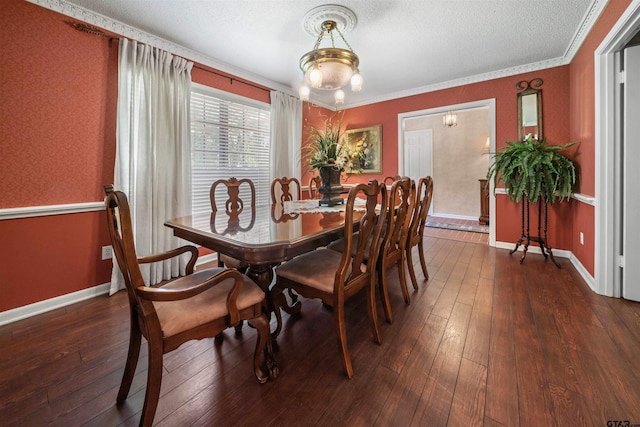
298, 5, 362, 105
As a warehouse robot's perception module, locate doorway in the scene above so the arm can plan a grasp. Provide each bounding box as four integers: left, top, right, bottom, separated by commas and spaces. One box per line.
397, 99, 496, 246
595, 0, 640, 299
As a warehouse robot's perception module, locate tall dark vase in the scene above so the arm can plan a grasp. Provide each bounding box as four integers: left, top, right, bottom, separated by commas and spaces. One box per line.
318, 164, 344, 206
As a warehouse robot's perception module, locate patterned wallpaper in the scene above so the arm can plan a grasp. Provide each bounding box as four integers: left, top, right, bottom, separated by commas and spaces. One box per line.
0, 0, 117, 208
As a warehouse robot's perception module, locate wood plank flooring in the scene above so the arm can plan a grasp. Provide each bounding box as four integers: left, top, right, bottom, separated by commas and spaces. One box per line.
425, 216, 489, 244
2, 234, 640, 426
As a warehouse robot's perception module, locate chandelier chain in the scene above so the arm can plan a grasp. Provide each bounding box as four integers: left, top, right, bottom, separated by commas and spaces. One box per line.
334, 26, 354, 52
312, 29, 325, 50
311, 21, 354, 52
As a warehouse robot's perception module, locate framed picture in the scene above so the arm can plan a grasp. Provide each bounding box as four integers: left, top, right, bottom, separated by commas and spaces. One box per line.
344, 125, 382, 174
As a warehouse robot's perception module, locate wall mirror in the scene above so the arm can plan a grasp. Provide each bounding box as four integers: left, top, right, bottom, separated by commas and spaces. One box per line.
516, 78, 543, 141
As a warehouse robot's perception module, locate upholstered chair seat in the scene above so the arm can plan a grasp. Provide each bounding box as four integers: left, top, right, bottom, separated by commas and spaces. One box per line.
274, 249, 362, 294
153, 267, 265, 337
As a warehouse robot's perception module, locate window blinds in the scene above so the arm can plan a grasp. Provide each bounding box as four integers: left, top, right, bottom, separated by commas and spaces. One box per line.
191, 86, 271, 214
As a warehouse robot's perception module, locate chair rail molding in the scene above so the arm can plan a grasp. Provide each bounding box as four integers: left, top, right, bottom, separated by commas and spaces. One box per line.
0, 202, 104, 220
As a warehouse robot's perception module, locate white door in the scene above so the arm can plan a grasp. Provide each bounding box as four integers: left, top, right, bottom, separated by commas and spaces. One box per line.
403, 129, 433, 213
622, 44, 640, 302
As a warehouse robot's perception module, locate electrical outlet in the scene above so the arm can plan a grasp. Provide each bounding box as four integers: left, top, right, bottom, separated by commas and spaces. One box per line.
101, 245, 113, 260
579, 232, 584, 246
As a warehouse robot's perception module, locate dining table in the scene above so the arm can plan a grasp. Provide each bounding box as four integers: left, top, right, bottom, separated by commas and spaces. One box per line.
165, 200, 364, 330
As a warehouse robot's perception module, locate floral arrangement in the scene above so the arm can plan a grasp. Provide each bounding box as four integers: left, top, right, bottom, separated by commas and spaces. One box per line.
304, 116, 363, 174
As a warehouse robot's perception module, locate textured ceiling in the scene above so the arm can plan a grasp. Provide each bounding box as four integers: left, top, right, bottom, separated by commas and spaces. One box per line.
42, 0, 603, 109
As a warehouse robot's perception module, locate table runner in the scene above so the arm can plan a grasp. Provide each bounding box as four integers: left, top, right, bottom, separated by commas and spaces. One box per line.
284, 199, 368, 214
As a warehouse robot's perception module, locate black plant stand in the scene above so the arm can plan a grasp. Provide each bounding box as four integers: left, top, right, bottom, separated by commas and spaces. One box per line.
510, 196, 561, 268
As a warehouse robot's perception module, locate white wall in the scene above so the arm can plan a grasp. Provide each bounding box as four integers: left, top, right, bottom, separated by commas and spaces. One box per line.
404, 108, 490, 218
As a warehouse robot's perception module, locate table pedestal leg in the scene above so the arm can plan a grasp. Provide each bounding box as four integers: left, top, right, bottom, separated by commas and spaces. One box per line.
245, 264, 301, 339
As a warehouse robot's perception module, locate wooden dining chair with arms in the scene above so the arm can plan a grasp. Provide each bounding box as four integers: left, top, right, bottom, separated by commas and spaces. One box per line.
270, 179, 388, 379
308, 175, 322, 199
406, 176, 434, 290
210, 177, 256, 271
104, 185, 276, 427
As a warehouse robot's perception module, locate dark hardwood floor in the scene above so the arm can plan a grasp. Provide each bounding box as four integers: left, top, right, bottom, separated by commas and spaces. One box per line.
2, 234, 640, 426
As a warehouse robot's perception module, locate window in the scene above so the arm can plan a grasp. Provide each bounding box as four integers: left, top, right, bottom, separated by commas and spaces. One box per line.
191, 84, 271, 214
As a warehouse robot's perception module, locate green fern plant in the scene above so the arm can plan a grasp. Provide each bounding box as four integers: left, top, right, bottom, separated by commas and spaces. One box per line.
487, 135, 576, 204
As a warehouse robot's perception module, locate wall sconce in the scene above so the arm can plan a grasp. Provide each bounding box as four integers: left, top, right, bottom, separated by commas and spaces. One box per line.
482, 136, 490, 154
442, 111, 458, 128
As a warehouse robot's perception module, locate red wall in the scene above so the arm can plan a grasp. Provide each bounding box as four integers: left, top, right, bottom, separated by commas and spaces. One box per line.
331, 66, 573, 249
0, 0, 633, 312
0, 0, 268, 312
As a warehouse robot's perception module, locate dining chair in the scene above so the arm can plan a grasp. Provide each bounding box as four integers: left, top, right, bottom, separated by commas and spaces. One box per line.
383, 175, 401, 187
308, 175, 322, 199
270, 179, 388, 379
210, 177, 256, 271
377, 176, 414, 324
271, 176, 302, 204
270, 176, 302, 223
406, 176, 434, 290
104, 185, 276, 427
326, 177, 414, 324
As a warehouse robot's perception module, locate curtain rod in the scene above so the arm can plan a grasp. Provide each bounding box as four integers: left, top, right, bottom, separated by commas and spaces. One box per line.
67, 21, 271, 94
192, 65, 271, 93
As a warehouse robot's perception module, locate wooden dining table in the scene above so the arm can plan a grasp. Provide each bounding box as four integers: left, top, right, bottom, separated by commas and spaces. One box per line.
165, 201, 363, 327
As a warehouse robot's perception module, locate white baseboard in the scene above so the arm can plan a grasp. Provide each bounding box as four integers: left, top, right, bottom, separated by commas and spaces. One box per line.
494, 240, 570, 258
569, 252, 596, 291
0, 282, 111, 326
430, 213, 478, 221
494, 240, 595, 289
1, 254, 219, 326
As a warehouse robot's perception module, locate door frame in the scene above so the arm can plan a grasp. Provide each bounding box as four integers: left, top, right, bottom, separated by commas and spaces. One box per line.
397, 98, 496, 246
595, 0, 640, 297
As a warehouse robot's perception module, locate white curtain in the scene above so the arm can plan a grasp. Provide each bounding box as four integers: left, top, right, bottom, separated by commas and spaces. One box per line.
270, 91, 302, 182
110, 38, 193, 295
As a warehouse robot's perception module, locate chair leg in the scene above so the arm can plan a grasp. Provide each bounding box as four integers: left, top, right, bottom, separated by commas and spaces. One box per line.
418, 237, 429, 281
378, 261, 394, 324
397, 252, 411, 305
367, 276, 382, 345
140, 336, 164, 427
117, 316, 142, 404
333, 302, 353, 379
248, 313, 278, 383
234, 320, 244, 336
406, 244, 419, 291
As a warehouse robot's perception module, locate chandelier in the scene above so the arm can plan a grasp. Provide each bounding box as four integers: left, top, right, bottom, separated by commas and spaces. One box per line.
298, 5, 362, 105
442, 111, 458, 128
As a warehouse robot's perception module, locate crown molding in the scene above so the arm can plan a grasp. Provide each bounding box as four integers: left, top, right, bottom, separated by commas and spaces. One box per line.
26, 0, 294, 97
27, 0, 607, 110
563, 0, 609, 62
343, 57, 567, 109
314, 0, 608, 109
